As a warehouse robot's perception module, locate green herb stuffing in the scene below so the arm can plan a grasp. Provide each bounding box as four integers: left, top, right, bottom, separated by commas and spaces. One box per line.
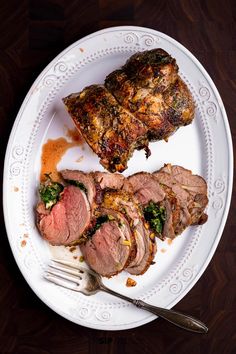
144, 202, 166, 235
66, 179, 87, 194
39, 176, 64, 209
86, 215, 114, 238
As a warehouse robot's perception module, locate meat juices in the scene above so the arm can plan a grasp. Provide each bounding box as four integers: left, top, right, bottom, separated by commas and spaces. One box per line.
63, 49, 195, 173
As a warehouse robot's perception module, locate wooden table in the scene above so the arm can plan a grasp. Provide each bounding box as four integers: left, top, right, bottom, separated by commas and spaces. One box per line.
0, 1, 235, 353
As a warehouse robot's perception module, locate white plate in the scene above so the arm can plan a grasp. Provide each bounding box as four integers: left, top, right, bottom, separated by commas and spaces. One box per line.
3, 26, 233, 330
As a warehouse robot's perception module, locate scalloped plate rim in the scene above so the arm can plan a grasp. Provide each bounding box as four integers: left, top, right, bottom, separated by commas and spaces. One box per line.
3, 26, 233, 330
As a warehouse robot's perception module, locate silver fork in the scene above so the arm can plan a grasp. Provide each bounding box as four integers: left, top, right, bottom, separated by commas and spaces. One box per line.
44, 259, 208, 333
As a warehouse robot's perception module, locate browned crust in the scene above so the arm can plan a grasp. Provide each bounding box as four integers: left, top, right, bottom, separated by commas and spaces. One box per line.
63, 85, 148, 173
128, 237, 157, 276
63, 49, 195, 173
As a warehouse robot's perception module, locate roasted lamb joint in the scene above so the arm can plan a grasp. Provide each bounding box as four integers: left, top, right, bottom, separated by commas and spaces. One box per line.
63, 85, 148, 173
163, 77, 195, 127
105, 49, 194, 141
63, 49, 195, 173
120, 48, 178, 90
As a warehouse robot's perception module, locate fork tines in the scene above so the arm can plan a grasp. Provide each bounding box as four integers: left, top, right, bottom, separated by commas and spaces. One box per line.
52, 259, 85, 273
44, 259, 85, 289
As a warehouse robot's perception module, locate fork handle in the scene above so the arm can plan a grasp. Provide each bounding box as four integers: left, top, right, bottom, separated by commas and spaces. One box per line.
100, 284, 208, 333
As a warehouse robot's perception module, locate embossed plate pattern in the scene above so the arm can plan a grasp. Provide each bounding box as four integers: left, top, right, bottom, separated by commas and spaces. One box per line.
3, 26, 233, 330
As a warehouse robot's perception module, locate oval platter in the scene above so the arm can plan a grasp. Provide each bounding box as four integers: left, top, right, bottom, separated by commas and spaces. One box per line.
3, 26, 233, 330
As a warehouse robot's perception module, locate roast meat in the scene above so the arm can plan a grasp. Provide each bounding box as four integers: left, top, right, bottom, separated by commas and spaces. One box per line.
36, 164, 208, 278
36, 185, 91, 245
63, 85, 148, 173
63, 49, 195, 172
80, 209, 133, 277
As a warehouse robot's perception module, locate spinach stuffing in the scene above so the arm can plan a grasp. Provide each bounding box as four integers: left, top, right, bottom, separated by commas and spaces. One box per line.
65, 179, 87, 194
144, 202, 166, 236
86, 215, 115, 238
39, 175, 64, 209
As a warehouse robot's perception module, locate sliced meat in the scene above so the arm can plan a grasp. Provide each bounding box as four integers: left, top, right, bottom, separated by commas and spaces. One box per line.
36, 185, 91, 245
102, 190, 141, 222
153, 171, 192, 234
153, 171, 191, 202
160, 164, 207, 195
80, 209, 133, 277
92, 171, 133, 193
128, 172, 181, 240
92, 171, 133, 204
126, 225, 156, 276
160, 164, 208, 225
60, 169, 96, 208
159, 197, 175, 240
36, 164, 208, 278
102, 190, 156, 275
63, 85, 148, 173
128, 172, 165, 205
188, 194, 209, 225
100, 208, 136, 266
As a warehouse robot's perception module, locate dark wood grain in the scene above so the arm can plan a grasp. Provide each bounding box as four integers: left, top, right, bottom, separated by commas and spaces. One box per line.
0, 1, 236, 353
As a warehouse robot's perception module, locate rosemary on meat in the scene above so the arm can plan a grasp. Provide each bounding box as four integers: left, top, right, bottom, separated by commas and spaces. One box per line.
144, 202, 166, 236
